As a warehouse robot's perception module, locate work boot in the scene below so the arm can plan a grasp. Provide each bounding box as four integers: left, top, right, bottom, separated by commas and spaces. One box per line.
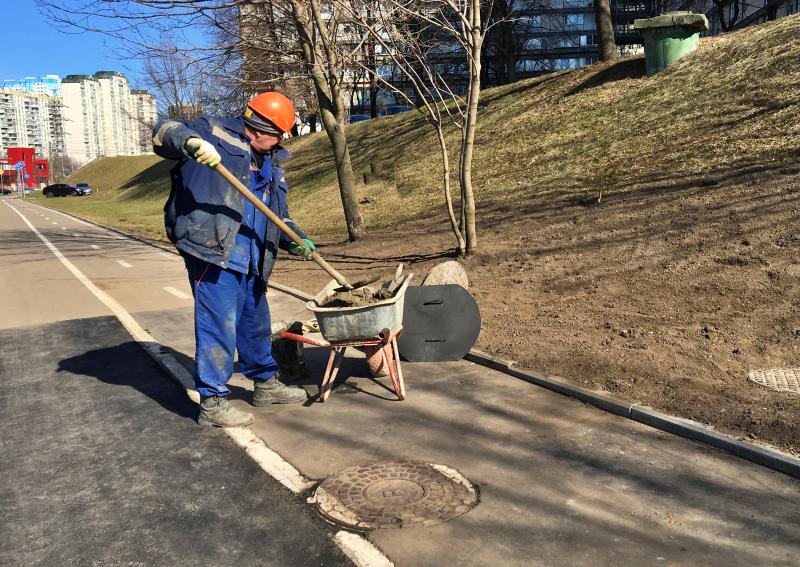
198, 396, 254, 428
252, 375, 308, 407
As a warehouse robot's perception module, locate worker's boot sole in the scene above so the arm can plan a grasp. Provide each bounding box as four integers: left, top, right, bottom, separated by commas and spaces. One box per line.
197, 409, 254, 428
252, 380, 308, 407
197, 413, 254, 427
251, 392, 307, 407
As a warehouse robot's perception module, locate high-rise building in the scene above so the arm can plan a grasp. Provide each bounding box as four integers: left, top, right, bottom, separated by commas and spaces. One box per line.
61, 75, 104, 164
131, 89, 158, 154
60, 72, 157, 164
0, 89, 64, 158
3, 75, 62, 97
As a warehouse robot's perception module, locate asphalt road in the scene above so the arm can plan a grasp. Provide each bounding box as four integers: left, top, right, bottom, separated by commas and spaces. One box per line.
0, 198, 349, 566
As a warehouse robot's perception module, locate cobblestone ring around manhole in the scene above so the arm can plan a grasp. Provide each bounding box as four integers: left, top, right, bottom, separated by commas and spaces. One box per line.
314, 460, 479, 530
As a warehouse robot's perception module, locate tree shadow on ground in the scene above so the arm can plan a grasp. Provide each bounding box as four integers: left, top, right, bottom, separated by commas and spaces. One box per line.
564, 57, 646, 97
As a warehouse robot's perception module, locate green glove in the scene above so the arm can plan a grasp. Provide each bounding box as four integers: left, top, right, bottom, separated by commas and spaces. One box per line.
289, 238, 315, 260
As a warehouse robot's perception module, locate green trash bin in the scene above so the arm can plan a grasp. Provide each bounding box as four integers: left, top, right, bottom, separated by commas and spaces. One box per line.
634, 12, 709, 76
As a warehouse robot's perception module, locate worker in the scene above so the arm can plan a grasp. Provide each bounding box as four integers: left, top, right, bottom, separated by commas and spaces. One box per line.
152, 92, 314, 428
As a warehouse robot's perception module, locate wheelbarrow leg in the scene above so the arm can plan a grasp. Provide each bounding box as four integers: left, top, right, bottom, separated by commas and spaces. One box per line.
320, 347, 346, 402
392, 336, 406, 400
382, 341, 404, 401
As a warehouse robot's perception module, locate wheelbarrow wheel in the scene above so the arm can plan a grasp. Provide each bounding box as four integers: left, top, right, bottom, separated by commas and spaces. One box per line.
364, 345, 392, 377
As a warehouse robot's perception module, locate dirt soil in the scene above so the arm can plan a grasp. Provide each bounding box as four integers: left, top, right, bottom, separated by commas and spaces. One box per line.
273, 163, 800, 456
322, 286, 393, 308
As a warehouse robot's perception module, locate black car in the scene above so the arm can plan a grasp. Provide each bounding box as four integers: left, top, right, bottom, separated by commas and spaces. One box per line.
43, 183, 76, 197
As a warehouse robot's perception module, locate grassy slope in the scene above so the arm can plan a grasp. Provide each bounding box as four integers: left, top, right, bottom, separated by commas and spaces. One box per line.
286, 15, 799, 238
35, 15, 800, 243
30, 155, 172, 241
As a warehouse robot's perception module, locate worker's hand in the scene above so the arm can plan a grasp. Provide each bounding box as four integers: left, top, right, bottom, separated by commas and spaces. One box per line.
289, 238, 315, 260
184, 138, 221, 168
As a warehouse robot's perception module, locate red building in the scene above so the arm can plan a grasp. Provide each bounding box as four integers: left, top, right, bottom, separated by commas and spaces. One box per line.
0, 148, 49, 189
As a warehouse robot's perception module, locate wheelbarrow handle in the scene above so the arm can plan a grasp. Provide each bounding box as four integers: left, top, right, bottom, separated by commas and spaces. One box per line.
215, 163, 353, 290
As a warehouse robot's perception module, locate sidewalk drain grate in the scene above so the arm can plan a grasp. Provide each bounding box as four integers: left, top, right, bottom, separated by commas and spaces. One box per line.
748, 368, 800, 394
314, 460, 478, 530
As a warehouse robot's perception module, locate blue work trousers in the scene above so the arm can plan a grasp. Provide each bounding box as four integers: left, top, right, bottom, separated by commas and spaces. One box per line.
184, 255, 277, 399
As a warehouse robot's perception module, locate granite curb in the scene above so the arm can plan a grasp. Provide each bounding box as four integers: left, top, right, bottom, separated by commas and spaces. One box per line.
465, 350, 800, 480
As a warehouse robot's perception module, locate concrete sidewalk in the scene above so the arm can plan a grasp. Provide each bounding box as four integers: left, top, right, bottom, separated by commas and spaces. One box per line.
154, 287, 799, 566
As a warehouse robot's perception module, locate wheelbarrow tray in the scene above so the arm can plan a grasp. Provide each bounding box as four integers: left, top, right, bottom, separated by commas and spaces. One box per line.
306, 274, 413, 341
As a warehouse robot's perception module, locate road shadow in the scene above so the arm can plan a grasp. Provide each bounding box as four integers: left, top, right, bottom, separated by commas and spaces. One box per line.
58, 341, 197, 421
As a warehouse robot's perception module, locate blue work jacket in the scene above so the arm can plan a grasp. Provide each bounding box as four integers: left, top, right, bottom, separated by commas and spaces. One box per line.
152, 115, 307, 282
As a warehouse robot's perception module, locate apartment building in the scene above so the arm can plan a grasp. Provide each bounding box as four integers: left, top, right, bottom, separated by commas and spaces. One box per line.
60, 72, 157, 164
0, 89, 64, 158
3, 75, 61, 97
61, 75, 104, 164
131, 89, 158, 153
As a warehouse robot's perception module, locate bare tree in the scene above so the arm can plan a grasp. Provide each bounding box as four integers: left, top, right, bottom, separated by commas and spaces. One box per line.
711, 0, 743, 31
594, 0, 618, 61
37, 0, 366, 241
140, 44, 207, 120
339, 0, 494, 257
483, 0, 516, 85
47, 153, 82, 182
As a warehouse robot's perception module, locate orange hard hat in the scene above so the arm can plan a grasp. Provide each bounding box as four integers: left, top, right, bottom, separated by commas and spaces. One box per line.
244, 92, 296, 135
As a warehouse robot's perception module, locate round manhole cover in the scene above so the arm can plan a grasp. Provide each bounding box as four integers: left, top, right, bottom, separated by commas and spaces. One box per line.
314, 460, 479, 530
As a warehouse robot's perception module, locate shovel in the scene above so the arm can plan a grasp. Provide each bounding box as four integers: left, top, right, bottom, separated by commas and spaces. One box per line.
215, 163, 361, 289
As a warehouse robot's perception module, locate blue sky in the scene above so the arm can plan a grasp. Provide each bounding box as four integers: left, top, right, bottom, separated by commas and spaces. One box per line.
2, 1, 144, 85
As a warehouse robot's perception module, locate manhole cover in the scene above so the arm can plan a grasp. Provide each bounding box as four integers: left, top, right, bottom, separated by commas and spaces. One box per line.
313, 460, 479, 530
749, 368, 800, 394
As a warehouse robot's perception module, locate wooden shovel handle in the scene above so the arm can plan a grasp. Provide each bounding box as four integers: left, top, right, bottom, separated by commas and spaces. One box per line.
214, 163, 353, 289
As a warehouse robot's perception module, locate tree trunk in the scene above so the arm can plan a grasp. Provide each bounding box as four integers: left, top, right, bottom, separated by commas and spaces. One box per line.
767, 0, 781, 21
319, 110, 366, 240
487, 0, 515, 85
459, 3, 482, 257
594, 0, 618, 62
437, 126, 465, 257
288, 0, 365, 241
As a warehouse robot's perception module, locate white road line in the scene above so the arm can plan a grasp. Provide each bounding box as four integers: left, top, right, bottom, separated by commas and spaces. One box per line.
334, 532, 394, 567
90, 244, 100, 250
61, 226, 68, 230
116, 260, 132, 268
45, 217, 50, 220
73, 233, 81, 237
52, 221, 58, 225
4, 200, 318, 497
163, 286, 190, 299
24, 202, 125, 239
226, 428, 316, 493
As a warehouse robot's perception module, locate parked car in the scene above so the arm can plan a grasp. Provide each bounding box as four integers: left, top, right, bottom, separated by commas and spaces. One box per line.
0, 188, 11, 195
43, 183, 74, 197
74, 182, 92, 195
348, 114, 371, 123
378, 105, 412, 116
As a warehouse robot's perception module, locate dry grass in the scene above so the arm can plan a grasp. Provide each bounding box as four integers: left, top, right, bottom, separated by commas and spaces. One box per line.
29, 155, 173, 242
287, 15, 800, 238
38, 15, 800, 243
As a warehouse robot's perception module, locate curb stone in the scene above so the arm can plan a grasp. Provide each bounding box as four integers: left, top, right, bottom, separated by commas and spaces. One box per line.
466, 350, 800, 480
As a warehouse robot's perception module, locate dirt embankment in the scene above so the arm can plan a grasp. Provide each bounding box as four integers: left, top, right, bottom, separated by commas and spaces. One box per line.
274, 164, 800, 456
